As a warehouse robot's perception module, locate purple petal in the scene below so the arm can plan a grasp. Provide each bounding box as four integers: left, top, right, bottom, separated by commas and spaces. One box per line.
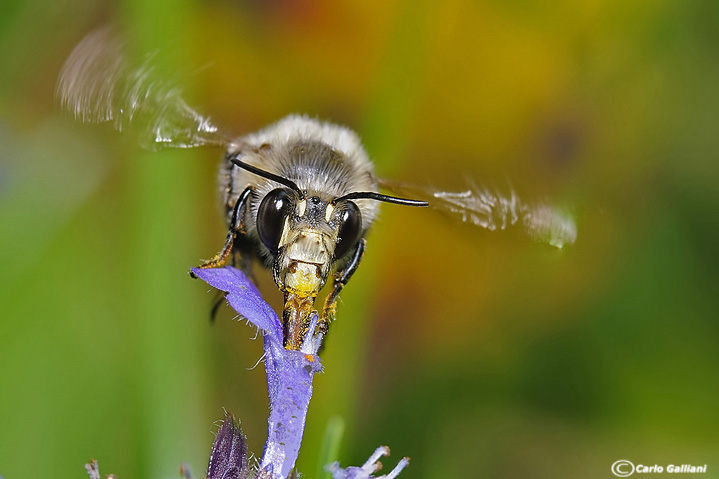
191, 267, 283, 343
207, 413, 249, 479
194, 266, 322, 479
260, 336, 322, 479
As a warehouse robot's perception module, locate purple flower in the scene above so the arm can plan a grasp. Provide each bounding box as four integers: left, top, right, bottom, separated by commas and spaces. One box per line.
83, 265, 408, 479
207, 413, 248, 479
327, 447, 410, 479
193, 266, 409, 479
192, 266, 321, 479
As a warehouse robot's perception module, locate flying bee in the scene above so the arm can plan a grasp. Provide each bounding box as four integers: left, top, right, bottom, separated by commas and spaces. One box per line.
202, 116, 427, 349
57, 29, 576, 351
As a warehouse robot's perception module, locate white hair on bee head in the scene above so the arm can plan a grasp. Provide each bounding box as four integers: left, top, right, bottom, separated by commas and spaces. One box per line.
224, 115, 381, 246
244, 114, 369, 165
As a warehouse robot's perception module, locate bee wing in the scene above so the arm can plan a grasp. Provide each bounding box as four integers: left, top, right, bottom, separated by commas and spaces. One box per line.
57, 27, 231, 150
378, 177, 577, 249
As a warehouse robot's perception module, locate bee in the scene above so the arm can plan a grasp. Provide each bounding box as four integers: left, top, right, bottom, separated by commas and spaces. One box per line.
57, 29, 576, 351
202, 116, 427, 349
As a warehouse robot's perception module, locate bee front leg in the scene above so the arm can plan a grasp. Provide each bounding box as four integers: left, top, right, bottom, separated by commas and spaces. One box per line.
197, 186, 253, 270
319, 238, 367, 336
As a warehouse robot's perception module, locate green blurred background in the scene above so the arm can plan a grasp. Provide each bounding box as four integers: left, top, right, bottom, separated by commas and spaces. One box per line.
1, 0, 717, 478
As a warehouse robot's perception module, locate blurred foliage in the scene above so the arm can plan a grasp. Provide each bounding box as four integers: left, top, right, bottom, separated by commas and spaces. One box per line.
1, 1, 718, 478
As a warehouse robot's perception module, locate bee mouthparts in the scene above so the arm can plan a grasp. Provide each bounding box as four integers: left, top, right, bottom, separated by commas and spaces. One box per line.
284, 261, 323, 296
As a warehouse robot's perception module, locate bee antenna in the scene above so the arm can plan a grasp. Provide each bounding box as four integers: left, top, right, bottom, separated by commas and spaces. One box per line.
333, 191, 429, 207
230, 156, 303, 195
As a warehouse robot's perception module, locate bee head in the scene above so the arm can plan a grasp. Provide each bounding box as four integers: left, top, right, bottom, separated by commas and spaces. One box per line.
255, 188, 363, 297
231, 157, 427, 297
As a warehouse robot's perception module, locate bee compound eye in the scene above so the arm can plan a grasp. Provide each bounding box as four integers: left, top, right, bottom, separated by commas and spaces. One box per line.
257, 188, 294, 254
334, 201, 362, 259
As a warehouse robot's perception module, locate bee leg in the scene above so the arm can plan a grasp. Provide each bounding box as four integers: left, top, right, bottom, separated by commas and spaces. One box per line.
196, 186, 253, 271
208, 236, 255, 322
319, 238, 367, 335
230, 235, 256, 284
209, 290, 227, 322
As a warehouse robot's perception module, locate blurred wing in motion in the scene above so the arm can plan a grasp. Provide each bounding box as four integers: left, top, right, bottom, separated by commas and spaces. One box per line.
57, 27, 230, 150
379, 178, 577, 249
